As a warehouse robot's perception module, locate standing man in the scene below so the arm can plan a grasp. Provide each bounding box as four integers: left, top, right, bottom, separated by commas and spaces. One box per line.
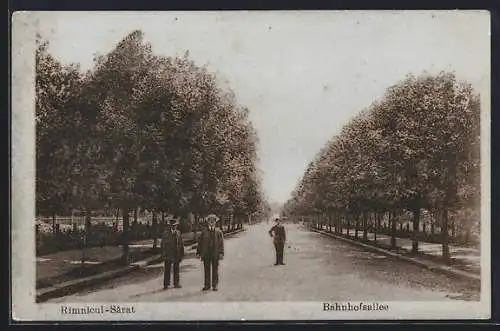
196, 214, 224, 291
161, 218, 185, 290
269, 218, 286, 265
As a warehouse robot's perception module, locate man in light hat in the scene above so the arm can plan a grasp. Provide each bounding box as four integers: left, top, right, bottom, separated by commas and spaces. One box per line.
269, 217, 286, 265
196, 214, 224, 291
161, 217, 185, 290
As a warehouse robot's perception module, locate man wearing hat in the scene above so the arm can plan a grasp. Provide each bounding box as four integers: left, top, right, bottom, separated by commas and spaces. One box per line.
196, 214, 224, 291
161, 217, 185, 290
269, 217, 286, 265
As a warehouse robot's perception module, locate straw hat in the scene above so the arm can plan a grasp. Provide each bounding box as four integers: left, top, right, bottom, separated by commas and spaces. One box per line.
206, 214, 219, 223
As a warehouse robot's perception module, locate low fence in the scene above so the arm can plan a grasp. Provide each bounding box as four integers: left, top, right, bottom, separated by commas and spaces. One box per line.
36, 222, 153, 256
35, 215, 245, 256
301, 215, 479, 249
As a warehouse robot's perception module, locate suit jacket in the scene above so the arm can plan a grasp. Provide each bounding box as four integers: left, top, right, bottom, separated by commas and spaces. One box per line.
161, 229, 185, 262
269, 224, 286, 245
196, 227, 224, 260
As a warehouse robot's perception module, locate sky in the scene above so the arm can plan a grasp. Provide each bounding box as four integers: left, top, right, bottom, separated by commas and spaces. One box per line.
35, 11, 490, 206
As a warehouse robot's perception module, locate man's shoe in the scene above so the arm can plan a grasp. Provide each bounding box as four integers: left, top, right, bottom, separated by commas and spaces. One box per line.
212, 287, 218, 291
202, 286, 210, 291
280, 262, 286, 265
274, 263, 279, 265
174, 284, 182, 288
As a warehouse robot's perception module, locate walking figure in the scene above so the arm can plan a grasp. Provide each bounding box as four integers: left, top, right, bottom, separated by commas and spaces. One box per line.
269, 218, 286, 265
196, 214, 224, 291
161, 218, 185, 289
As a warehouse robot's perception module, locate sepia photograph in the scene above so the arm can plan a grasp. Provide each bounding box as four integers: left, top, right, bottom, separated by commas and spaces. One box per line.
11, 10, 491, 320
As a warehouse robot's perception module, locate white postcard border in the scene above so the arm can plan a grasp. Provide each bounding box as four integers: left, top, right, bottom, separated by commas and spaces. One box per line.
11, 11, 492, 321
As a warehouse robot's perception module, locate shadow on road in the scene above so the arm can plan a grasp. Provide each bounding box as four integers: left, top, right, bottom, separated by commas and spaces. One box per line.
130, 288, 165, 297
129, 286, 215, 301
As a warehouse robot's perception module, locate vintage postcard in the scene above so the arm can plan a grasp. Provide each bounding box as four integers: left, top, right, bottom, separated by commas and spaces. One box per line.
11, 10, 491, 321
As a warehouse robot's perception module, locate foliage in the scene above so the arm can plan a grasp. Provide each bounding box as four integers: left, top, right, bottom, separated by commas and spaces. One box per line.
36, 30, 268, 260
282, 72, 481, 253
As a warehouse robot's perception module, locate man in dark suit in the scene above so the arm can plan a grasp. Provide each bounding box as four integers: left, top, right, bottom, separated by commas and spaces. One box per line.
161, 218, 185, 290
196, 214, 224, 291
269, 218, 286, 265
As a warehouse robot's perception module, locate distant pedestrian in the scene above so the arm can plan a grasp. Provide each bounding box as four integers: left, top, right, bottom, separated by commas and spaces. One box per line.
196, 214, 224, 291
161, 218, 184, 290
269, 218, 286, 265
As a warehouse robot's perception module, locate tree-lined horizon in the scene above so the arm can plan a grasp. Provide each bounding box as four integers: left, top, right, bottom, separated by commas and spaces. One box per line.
36, 30, 271, 263
282, 71, 481, 261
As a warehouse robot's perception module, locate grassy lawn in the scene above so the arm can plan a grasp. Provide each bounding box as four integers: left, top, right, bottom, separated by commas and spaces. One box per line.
36, 245, 157, 289
36, 228, 243, 290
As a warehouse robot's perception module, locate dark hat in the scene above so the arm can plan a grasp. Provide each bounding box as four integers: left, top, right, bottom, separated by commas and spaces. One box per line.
166, 218, 179, 226
275, 218, 280, 222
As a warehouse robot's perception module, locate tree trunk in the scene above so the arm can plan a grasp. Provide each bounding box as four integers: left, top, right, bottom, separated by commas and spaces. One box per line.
52, 213, 57, 235
115, 208, 120, 233
335, 211, 340, 233
85, 208, 92, 231
391, 212, 397, 250
374, 212, 378, 242
362, 212, 368, 241
133, 208, 138, 226
121, 208, 131, 265
194, 214, 199, 237
152, 210, 158, 249
328, 213, 332, 232
355, 213, 359, 239
411, 207, 421, 254
346, 214, 350, 237
442, 209, 450, 262
82, 208, 91, 268
465, 228, 471, 245
161, 211, 165, 235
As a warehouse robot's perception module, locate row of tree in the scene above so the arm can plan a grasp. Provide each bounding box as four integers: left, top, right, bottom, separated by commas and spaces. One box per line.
36, 30, 270, 263
282, 71, 481, 260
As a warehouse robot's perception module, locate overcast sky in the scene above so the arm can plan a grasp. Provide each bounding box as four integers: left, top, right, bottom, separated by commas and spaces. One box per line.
36, 11, 490, 205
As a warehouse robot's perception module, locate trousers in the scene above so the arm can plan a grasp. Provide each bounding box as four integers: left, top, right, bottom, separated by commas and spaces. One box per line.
274, 242, 284, 264
164, 260, 180, 287
203, 259, 219, 288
